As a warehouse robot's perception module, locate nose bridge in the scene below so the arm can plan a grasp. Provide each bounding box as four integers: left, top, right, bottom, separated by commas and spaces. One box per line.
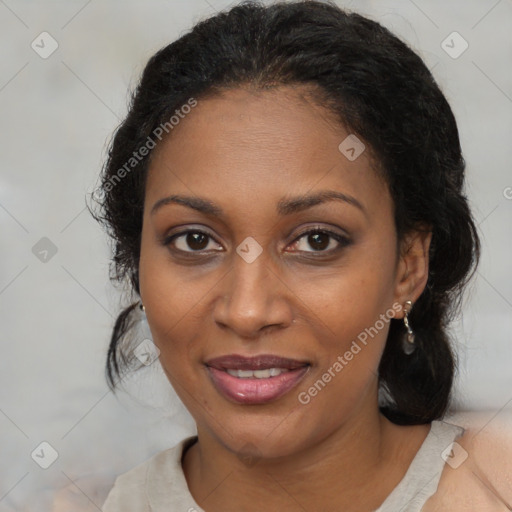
214, 239, 291, 335
233, 241, 269, 297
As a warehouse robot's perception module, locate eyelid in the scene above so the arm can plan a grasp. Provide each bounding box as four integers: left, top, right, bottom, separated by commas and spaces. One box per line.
292, 223, 349, 240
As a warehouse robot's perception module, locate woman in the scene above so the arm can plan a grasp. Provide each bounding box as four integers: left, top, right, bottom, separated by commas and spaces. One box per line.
94, 1, 510, 510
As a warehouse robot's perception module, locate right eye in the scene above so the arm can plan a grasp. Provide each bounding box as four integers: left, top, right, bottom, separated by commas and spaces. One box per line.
163, 229, 224, 254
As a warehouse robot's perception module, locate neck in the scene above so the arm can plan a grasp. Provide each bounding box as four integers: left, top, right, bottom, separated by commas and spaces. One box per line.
182, 397, 410, 511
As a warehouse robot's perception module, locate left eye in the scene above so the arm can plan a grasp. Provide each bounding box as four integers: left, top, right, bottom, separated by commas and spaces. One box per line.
288, 228, 349, 253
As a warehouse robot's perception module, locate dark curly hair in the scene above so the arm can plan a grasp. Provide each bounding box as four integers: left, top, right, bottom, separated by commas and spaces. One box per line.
91, 0, 480, 425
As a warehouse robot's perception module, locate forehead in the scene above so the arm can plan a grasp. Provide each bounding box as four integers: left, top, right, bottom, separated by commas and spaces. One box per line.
145, 86, 389, 221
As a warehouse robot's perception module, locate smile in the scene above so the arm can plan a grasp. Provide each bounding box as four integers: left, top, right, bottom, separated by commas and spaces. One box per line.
205, 354, 310, 405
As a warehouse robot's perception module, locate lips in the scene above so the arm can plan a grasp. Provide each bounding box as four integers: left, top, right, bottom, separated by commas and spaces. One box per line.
205, 354, 310, 405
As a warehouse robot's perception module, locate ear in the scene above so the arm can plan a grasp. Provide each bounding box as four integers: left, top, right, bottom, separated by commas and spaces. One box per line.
393, 227, 432, 318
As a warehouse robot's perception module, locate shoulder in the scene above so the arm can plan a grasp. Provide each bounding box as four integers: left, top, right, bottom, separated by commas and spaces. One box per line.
101, 437, 195, 512
101, 477, 146, 511
100, 455, 156, 512
423, 412, 512, 511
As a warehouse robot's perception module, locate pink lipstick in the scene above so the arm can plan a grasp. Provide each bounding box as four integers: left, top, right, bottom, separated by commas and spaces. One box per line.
205, 354, 310, 405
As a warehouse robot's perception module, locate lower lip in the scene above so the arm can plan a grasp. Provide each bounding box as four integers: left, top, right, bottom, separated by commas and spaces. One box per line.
206, 366, 310, 405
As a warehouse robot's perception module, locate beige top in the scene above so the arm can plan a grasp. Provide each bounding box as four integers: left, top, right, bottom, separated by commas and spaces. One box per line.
101, 420, 465, 512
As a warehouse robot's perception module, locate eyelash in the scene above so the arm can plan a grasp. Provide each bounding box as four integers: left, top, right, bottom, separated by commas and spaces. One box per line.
162, 226, 351, 258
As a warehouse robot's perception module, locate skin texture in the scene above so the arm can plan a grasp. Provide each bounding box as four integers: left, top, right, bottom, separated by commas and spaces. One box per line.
139, 86, 433, 511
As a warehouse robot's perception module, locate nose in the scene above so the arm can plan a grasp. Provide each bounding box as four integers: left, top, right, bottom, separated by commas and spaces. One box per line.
213, 246, 294, 339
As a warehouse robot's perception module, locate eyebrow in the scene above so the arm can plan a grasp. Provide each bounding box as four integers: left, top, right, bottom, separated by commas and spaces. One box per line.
150, 190, 366, 217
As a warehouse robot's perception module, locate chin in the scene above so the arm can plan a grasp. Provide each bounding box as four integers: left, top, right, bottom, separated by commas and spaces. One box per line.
201, 401, 318, 460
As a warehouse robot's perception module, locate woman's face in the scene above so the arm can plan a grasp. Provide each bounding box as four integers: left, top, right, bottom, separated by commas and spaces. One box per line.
140, 86, 420, 458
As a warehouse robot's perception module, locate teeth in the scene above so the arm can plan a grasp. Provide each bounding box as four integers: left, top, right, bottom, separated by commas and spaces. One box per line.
225, 368, 289, 378
254, 369, 271, 378
237, 369, 254, 378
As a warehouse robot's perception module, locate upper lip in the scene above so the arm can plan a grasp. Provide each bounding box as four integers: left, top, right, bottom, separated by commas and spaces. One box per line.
205, 354, 310, 371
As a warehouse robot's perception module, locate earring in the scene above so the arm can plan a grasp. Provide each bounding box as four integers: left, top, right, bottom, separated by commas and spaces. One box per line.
402, 300, 416, 355
130, 301, 158, 365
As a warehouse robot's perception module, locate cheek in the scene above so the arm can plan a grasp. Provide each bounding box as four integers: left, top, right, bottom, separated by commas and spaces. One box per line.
292, 251, 396, 343
139, 236, 200, 363
293, 281, 393, 435
291, 248, 397, 398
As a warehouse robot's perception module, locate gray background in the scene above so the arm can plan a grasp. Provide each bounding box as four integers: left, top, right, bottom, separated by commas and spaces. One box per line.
1, 0, 511, 510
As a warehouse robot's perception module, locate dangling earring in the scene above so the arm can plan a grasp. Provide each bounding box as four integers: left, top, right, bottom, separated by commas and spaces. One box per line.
134, 301, 151, 342
402, 300, 416, 355
131, 301, 159, 365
